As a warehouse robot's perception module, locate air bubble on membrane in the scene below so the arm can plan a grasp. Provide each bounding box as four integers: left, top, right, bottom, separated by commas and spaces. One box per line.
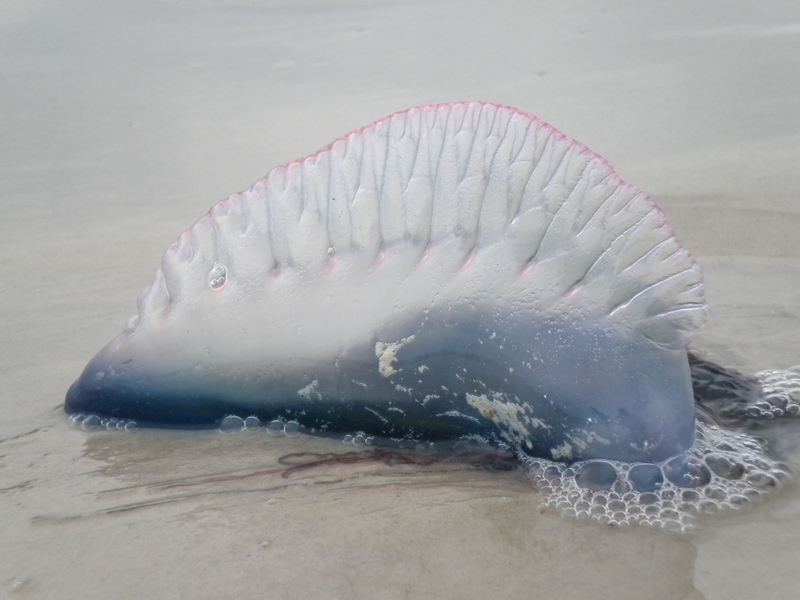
266, 420, 285, 435
219, 415, 245, 432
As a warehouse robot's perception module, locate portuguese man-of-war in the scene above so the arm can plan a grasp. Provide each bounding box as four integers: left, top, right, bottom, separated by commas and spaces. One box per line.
65, 102, 800, 533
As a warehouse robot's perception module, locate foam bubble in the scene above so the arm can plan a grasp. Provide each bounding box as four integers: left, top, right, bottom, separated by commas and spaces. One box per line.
68, 413, 138, 432
342, 432, 375, 446
266, 419, 285, 435
524, 420, 788, 534
219, 415, 245, 432
244, 416, 261, 430
214, 415, 301, 437
755, 368, 800, 418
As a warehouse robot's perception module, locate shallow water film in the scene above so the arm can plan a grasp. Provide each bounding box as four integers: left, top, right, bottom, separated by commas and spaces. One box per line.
2, 1, 800, 599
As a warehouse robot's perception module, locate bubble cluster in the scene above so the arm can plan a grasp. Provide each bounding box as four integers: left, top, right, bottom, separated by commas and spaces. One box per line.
694, 359, 800, 425
524, 420, 790, 533
754, 368, 800, 419
342, 433, 374, 446
218, 415, 264, 432
208, 263, 227, 289
217, 415, 300, 436
68, 413, 137, 432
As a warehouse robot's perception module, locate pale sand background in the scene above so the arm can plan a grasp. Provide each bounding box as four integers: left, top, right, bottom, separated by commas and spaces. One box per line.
2, 1, 799, 598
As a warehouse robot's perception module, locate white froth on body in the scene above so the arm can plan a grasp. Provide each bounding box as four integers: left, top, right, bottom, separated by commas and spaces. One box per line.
297, 379, 320, 400
375, 336, 416, 378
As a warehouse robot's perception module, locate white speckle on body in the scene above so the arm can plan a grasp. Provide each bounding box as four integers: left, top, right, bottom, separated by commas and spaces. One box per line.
551, 442, 573, 460
437, 410, 482, 423
421, 394, 440, 405
375, 335, 416, 378
364, 407, 389, 423
465, 391, 546, 447
530, 417, 550, 430
297, 379, 320, 399
568, 430, 612, 451
585, 431, 611, 444
629, 439, 655, 453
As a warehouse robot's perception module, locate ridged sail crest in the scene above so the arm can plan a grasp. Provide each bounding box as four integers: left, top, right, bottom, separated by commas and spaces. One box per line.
132, 102, 707, 354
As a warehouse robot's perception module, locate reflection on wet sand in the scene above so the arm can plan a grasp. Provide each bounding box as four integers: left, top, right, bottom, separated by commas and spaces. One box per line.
19, 428, 700, 600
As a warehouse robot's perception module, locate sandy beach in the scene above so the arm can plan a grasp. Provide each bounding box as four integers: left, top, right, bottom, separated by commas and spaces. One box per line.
2, 1, 799, 598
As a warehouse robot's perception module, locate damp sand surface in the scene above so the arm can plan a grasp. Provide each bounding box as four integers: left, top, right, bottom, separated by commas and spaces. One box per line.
1, 1, 799, 598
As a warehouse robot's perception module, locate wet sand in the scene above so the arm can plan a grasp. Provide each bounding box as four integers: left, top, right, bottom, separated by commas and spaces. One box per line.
2, 1, 799, 598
